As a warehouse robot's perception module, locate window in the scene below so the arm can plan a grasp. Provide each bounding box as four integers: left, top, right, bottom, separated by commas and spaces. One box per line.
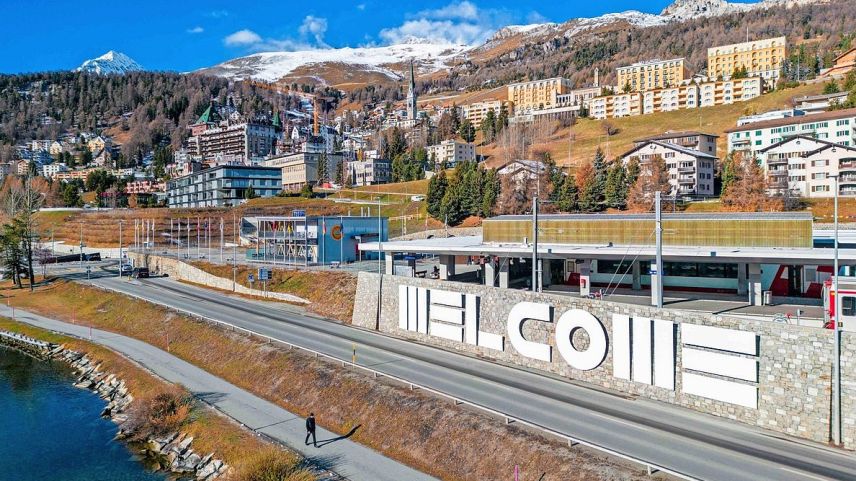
842, 296, 856, 317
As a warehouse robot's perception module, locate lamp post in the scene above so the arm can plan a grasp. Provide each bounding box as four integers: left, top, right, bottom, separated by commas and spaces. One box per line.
831, 173, 842, 445
531, 196, 538, 292
118, 220, 124, 278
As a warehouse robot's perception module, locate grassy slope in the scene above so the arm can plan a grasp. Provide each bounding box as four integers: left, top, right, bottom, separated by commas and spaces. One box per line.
4, 280, 650, 481
0, 317, 309, 480
192, 261, 357, 322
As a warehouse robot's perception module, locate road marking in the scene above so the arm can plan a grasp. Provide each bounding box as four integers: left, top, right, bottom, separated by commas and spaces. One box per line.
779, 467, 833, 481
590, 412, 650, 431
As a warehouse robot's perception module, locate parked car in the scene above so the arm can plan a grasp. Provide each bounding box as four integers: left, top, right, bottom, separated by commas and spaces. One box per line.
131, 267, 149, 279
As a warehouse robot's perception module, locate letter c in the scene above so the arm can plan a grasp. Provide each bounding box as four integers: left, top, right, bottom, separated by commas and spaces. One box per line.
507, 302, 552, 362
555, 309, 608, 371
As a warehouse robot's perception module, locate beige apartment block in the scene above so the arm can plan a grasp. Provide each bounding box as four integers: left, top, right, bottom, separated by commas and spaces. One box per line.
461, 100, 508, 125
707, 36, 786, 82
697, 78, 762, 107
616, 58, 688, 92
590, 92, 642, 120
507, 77, 573, 115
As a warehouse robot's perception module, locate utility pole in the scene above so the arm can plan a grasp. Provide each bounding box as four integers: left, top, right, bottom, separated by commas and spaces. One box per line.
531, 196, 538, 293
118, 220, 124, 278
832, 174, 842, 446
653, 192, 664, 308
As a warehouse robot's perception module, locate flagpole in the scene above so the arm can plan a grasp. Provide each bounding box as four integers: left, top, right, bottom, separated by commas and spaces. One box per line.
220, 217, 224, 265
196, 216, 200, 260
340, 215, 343, 265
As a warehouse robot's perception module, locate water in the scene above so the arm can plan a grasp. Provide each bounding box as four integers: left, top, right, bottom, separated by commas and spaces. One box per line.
0, 345, 166, 481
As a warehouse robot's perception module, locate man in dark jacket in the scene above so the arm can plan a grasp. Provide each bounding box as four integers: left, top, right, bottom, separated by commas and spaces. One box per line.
305, 413, 317, 447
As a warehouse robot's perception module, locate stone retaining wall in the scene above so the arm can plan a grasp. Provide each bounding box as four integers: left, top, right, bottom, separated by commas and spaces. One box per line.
352, 272, 856, 449
129, 253, 308, 304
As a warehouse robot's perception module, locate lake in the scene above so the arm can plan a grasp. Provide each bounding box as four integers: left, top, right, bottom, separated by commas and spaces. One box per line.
0, 344, 166, 481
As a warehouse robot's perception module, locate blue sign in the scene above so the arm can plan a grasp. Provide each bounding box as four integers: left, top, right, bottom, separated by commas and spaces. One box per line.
257, 268, 271, 281
292, 209, 306, 217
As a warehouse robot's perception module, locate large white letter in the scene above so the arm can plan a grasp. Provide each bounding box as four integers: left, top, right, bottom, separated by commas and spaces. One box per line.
507, 302, 552, 362
555, 309, 608, 371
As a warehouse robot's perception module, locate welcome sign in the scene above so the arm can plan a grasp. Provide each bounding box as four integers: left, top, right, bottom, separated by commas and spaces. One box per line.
398, 285, 760, 409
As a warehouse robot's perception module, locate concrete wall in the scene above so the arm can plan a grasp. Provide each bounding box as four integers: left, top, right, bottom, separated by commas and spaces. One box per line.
352, 272, 856, 448
129, 253, 308, 304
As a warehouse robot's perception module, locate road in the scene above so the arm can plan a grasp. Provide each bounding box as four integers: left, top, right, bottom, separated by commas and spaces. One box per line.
0, 303, 436, 481
82, 274, 856, 481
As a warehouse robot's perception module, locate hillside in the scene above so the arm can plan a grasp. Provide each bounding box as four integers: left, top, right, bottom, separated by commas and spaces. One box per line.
480, 82, 825, 168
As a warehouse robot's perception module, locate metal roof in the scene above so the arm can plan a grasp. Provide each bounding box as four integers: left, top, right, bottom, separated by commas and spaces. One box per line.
488, 212, 812, 221
360, 235, 856, 264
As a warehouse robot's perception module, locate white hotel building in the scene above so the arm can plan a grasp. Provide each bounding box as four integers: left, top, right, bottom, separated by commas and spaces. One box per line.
726, 108, 856, 159
758, 136, 856, 198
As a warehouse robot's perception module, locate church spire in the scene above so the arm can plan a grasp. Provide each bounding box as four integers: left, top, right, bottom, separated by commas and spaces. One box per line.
407, 59, 417, 120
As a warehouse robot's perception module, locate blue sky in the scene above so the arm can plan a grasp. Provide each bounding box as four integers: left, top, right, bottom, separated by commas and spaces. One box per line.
0, 0, 760, 74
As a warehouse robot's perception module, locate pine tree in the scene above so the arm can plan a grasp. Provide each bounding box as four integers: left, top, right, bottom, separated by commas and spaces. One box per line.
604, 162, 628, 209
480, 109, 496, 143
427, 170, 448, 218
720, 153, 739, 197
575, 163, 599, 212
625, 157, 641, 188
480, 168, 500, 217
316, 152, 329, 185
244, 185, 257, 199
458, 119, 476, 143
449, 103, 461, 134
555, 174, 579, 212
592, 147, 607, 198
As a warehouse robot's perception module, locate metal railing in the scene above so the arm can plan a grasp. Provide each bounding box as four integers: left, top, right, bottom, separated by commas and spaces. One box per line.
93, 282, 700, 481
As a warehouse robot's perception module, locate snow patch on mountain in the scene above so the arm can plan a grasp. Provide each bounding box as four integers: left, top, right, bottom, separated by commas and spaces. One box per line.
76, 51, 143, 75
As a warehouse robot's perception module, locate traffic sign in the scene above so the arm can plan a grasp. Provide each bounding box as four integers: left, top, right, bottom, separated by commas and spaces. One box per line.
258, 268, 271, 281
248, 274, 255, 283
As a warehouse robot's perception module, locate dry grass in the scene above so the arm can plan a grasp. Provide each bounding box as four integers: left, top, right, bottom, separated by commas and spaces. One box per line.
192, 262, 357, 322
4, 281, 651, 481
0, 317, 307, 480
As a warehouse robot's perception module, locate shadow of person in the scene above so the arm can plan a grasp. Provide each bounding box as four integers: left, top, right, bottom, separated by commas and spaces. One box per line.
315, 424, 361, 448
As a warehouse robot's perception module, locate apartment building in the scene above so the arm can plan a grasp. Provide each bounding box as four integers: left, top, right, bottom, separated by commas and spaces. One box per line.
187, 122, 278, 164
616, 58, 688, 92
346, 157, 392, 187
707, 36, 786, 82
266, 152, 344, 191
697, 78, 762, 107
42, 163, 69, 179
634, 131, 718, 156
821, 46, 856, 78
461, 100, 507, 125
759, 136, 856, 198
620, 141, 717, 198
166, 165, 282, 208
125, 180, 166, 195
507, 77, 573, 115
590, 92, 642, 120
593, 79, 761, 120
726, 108, 856, 158
426, 140, 476, 167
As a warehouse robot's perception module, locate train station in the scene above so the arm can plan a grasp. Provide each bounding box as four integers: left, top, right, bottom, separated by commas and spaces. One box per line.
359, 212, 856, 325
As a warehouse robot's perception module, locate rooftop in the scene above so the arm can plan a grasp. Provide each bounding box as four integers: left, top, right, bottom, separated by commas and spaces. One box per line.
617, 58, 685, 69
725, 107, 856, 133
636, 131, 719, 142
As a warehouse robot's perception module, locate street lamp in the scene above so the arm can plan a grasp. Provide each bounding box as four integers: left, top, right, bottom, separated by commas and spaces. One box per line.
830, 173, 842, 446
118, 220, 124, 279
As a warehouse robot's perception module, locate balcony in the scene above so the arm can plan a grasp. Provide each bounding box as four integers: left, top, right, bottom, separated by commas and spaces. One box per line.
839, 175, 856, 184
677, 167, 696, 174
678, 177, 695, 184
766, 156, 788, 165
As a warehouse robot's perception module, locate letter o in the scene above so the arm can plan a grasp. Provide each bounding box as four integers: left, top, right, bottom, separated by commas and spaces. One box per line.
555, 309, 608, 371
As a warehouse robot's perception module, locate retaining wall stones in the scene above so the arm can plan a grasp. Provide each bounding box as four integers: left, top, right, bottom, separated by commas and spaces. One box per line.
129, 253, 308, 304
352, 272, 856, 449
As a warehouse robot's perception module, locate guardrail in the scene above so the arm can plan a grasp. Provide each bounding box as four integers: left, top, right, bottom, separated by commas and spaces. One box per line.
94, 281, 700, 481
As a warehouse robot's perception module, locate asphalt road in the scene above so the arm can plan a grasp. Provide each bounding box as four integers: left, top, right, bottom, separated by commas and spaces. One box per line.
0, 303, 435, 481
82, 274, 856, 481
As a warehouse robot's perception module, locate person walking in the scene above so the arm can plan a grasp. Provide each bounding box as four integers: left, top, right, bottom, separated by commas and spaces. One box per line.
305, 413, 317, 447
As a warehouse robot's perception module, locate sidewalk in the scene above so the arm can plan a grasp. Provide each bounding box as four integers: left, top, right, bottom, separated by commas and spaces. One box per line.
0, 305, 436, 481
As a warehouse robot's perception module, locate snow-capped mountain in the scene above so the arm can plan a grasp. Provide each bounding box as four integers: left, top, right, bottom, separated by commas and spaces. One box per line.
76, 51, 143, 75
197, 39, 468, 83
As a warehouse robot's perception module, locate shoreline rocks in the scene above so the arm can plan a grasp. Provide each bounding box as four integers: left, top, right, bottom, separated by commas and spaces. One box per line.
0, 330, 228, 480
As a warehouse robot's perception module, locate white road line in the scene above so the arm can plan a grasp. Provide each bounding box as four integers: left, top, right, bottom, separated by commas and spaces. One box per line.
590, 412, 651, 431
779, 467, 833, 481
